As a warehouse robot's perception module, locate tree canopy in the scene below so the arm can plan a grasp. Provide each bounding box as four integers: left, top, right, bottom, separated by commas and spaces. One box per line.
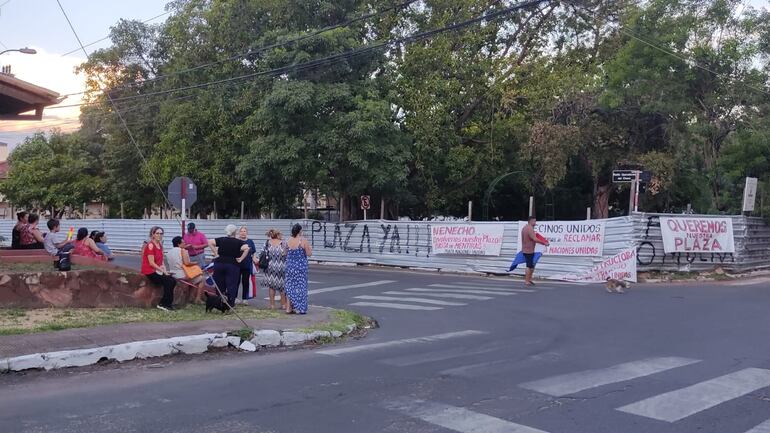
4, 0, 770, 220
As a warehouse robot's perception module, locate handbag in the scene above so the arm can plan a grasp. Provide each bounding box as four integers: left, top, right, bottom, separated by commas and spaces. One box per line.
183, 263, 203, 279
258, 240, 270, 270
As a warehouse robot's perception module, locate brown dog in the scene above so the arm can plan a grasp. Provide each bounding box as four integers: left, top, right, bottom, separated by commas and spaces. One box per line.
605, 278, 630, 294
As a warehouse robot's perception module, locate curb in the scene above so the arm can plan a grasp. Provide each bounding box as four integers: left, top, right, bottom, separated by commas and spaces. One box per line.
0, 323, 360, 373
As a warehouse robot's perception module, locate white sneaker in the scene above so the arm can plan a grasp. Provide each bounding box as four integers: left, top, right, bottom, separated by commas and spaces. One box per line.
156, 305, 170, 312
241, 300, 249, 306
235, 299, 243, 305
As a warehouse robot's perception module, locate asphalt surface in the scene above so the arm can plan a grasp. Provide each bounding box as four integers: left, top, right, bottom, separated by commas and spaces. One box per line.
1, 264, 770, 433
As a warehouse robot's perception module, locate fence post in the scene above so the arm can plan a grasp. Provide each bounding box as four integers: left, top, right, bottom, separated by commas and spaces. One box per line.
468, 200, 473, 221
528, 196, 534, 216
586, 207, 591, 220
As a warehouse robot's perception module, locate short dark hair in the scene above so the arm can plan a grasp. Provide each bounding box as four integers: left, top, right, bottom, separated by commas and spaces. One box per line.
28, 213, 39, 224
16, 211, 27, 221
76, 227, 89, 241
47, 219, 60, 231
528, 215, 536, 221
291, 223, 303, 237
172, 236, 183, 247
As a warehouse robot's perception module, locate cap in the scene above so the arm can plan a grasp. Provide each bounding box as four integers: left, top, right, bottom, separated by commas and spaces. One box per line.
187, 222, 196, 231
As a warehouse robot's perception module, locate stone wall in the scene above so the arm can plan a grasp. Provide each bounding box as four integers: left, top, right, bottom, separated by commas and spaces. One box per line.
0, 269, 198, 308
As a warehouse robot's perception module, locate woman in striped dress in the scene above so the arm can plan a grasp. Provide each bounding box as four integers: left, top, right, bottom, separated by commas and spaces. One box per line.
261, 229, 288, 310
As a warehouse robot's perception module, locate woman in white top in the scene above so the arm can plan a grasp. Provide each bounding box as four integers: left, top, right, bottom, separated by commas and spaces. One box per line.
167, 236, 207, 302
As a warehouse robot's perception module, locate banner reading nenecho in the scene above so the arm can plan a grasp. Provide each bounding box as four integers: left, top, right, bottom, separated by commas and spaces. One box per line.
517, 220, 605, 256
431, 224, 505, 256
659, 217, 735, 253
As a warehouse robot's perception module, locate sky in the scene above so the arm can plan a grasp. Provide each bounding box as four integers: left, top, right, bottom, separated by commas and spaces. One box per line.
0, 0, 169, 148
0, 0, 769, 151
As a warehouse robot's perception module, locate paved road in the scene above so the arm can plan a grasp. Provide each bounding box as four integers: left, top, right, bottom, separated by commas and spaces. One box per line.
2, 265, 770, 433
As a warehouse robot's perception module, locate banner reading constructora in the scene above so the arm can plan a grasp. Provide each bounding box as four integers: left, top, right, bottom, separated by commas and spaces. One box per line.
659, 217, 735, 253
517, 220, 606, 256
555, 248, 637, 282
431, 224, 505, 256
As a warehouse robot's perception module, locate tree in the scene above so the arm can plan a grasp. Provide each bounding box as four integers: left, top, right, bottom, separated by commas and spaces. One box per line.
0, 132, 104, 216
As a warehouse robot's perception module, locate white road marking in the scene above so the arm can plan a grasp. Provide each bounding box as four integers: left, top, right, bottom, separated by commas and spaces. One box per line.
431, 284, 535, 293
308, 280, 395, 295
383, 291, 493, 300
729, 277, 770, 286
745, 419, 770, 433
439, 360, 509, 378
353, 295, 466, 306
383, 398, 550, 433
379, 346, 501, 367
316, 330, 486, 356
520, 357, 701, 397
406, 288, 518, 296
617, 368, 770, 422
349, 302, 443, 311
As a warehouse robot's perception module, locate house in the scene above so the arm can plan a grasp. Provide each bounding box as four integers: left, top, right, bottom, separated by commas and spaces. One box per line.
0, 69, 63, 121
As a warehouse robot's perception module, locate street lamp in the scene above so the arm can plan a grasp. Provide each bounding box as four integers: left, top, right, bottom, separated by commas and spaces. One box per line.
0, 47, 36, 55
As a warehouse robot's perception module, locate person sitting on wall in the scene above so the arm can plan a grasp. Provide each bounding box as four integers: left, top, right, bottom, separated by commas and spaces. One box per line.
11, 211, 28, 249
43, 219, 74, 268
90, 230, 114, 260
72, 228, 108, 260
19, 213, 45, 249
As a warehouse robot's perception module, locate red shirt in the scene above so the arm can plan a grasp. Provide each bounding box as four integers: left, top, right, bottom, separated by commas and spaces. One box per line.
141, 241, 164, 275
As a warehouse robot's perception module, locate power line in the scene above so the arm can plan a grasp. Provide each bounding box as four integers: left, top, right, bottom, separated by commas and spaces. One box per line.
55, 0, 175, 217
58, 0, 419, 98
48, 0, 549, 111
60, 10, 171, 57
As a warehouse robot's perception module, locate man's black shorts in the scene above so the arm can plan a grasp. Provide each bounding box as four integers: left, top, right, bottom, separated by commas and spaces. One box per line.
523, 253, 535, 269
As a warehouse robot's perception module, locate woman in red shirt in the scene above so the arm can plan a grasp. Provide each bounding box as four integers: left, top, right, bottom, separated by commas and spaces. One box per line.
142, 226, 176, 311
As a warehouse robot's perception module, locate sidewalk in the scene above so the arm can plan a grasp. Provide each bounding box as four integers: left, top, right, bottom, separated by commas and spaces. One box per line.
0, 306, 334, 359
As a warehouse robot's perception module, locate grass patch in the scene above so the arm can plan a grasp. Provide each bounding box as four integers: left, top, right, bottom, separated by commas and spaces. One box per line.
0, 305, 285, 336
301, 309, 370, 334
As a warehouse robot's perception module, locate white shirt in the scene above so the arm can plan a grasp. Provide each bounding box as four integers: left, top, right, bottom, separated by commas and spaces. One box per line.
43, 231, 62, 256
165, 247, 186, 279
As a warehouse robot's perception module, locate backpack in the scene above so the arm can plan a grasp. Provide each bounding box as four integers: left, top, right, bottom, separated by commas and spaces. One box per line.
58, 243, 75, 271
258, 240, 270, 270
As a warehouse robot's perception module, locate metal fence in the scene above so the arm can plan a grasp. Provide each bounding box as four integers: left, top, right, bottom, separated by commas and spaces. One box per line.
2, 214, 766, 275
633, 213, 770, 273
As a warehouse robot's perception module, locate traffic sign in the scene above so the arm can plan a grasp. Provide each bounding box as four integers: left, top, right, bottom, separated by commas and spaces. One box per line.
612, 170, 637, 183
168, 177, 197, 210
360, 195, 371, 210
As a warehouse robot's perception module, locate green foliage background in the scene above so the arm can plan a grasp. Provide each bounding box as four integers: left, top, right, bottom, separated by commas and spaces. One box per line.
3, 0, 769, 220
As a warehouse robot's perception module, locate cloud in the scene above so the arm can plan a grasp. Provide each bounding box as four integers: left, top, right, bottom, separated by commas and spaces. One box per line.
0, 46, 88, 147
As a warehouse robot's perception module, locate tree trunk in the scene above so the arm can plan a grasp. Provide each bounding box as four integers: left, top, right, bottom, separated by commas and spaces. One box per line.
592, 181, 610, 219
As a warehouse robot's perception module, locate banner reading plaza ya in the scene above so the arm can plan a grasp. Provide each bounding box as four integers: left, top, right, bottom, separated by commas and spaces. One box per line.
517, 220, 606, 256
554, 248, 637, 282
431, 224, 505, 256
659, 217, 735, 253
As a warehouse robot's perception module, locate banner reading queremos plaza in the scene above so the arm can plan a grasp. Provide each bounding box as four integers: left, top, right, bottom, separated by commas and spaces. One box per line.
659, 217, 735, 253
517, 220, 606, 256
431, 224, 505, 256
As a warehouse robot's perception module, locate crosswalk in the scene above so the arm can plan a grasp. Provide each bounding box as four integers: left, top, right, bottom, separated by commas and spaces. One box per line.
374, 355, 770, 433
306, 279, 555, 312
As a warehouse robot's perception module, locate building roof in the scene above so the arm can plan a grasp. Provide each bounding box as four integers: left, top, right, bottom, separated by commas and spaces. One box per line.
0, 73, 63, 121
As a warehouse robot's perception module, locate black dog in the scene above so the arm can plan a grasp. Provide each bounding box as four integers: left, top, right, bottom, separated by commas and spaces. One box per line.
204, 291, 230, 313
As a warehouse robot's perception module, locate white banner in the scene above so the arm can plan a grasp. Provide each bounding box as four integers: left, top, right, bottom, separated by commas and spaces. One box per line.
431, 224, 505, 256
517, 220, 605, 256
659, 217, 735, 253
554, 248, 637, 283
